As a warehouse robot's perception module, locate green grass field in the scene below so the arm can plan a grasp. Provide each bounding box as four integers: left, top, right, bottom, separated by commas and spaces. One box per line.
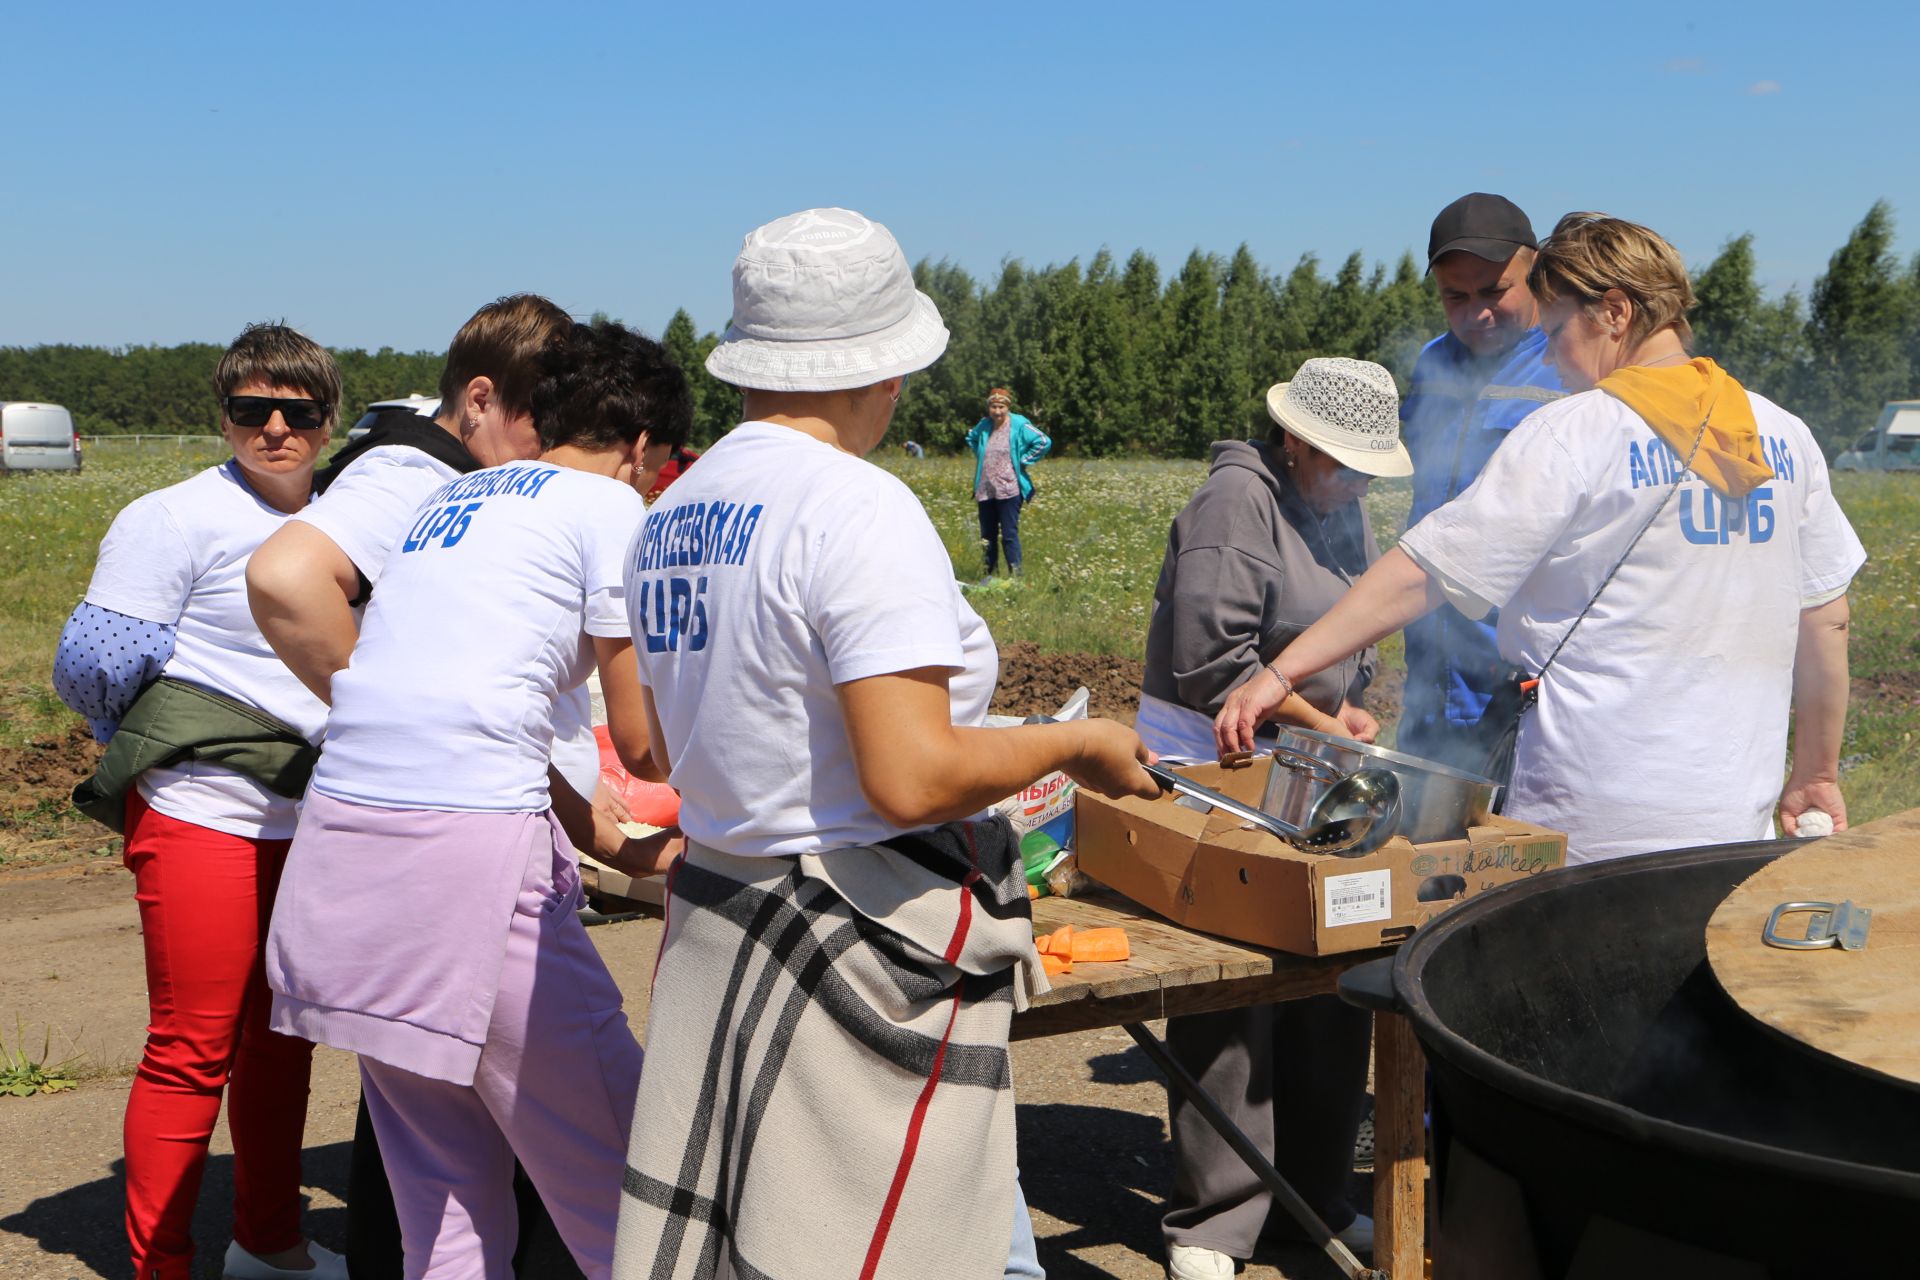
1, 439, 234, 748
3, 442, 1916, 839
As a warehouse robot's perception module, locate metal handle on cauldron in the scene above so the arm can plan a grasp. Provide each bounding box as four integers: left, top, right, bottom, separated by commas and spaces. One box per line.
1266, 745, 1346, 785
1144, 763, 1306, 844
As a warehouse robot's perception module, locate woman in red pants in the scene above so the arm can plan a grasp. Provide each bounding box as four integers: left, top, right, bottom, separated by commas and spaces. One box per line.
55, 324, 345, 1280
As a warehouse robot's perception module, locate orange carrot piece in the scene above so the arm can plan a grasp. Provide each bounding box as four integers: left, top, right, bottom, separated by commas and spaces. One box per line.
1040, 952, 1073, 976
1069, 927, 1131, 964
1035, 925, 1075, 957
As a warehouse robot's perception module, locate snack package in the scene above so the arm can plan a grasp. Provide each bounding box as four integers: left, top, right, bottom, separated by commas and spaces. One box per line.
985, 687, 1089, 894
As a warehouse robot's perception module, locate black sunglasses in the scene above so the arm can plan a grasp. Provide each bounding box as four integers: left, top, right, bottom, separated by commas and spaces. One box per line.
224, 395, 329, 430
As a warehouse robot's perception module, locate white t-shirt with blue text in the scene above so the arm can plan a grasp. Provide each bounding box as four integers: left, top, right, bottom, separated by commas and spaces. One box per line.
1399, 388, 1865, 863
292, 444, 460, 586
313, 462, 645, 813
627, 422, 997, 857
84, 462, 330, 839
293, 442, 602, 806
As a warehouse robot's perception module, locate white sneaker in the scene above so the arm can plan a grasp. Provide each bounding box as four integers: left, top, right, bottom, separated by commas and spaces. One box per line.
1335, 1213, 1374, 1254
223, 1240, 349, 1280
1167, 1243, 1236, 1280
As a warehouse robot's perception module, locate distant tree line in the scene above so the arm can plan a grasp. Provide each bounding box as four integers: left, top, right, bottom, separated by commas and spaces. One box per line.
6, 203, 1917, 457
0, 342, 444, 438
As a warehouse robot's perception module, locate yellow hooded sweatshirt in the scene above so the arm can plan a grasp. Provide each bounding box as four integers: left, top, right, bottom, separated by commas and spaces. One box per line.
1599, 357, 1774, 499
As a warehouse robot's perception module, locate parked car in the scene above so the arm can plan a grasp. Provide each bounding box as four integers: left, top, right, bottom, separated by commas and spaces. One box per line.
1, 402, 83, 472
346, 394, 441, 442
1833, 400, 1920, 472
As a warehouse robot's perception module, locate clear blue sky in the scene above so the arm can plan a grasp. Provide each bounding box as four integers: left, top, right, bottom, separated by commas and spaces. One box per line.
5, 0, 1914, 352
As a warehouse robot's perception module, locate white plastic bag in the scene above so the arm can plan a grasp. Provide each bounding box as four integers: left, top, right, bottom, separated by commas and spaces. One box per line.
985, 686, 1089, 886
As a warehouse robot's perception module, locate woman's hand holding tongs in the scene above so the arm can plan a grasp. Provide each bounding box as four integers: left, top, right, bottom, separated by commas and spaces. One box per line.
1060, 719, 1163, 802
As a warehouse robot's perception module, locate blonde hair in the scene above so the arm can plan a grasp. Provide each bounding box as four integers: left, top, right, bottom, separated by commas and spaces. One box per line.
1528, 212, 1694, 350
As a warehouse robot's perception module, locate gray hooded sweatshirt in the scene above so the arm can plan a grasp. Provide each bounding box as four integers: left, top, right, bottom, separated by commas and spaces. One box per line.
1140, 439, 1378, 722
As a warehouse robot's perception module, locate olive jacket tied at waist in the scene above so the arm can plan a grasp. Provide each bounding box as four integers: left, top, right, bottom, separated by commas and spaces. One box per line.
73, 676, 319, 832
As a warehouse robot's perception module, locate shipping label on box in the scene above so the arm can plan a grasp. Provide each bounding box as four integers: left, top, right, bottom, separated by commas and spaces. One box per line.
1323, 869, 1393, 928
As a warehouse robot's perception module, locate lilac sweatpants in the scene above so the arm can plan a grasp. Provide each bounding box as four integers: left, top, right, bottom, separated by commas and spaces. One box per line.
359, 844, 644, 1280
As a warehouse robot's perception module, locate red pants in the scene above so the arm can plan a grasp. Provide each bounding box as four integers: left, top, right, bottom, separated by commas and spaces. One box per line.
123, 792, 315, 1280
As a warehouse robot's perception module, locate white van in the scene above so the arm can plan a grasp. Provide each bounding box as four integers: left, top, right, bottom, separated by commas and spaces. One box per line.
0, 402, 83, 472
346, 395, 441, 443
1834, 400, 1920, 472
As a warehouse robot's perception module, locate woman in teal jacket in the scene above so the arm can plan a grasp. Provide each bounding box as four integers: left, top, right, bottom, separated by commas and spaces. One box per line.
966, 387, 1051, 577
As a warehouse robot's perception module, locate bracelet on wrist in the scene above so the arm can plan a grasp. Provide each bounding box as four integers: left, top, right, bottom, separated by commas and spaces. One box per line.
1264, 662, 1294, 700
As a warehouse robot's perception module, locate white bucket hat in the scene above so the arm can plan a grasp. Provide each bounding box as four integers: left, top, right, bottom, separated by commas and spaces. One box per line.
1264, 357, 1412, 477
705, 208, 951, 393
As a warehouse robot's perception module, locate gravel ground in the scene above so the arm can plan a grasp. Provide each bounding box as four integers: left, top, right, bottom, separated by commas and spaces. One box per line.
0, 858, 1359, 1279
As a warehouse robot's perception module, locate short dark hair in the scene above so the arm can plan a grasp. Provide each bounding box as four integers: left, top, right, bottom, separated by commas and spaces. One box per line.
438, 294, 574, 417
530, 320, 693, 453
214, 322, 343, 430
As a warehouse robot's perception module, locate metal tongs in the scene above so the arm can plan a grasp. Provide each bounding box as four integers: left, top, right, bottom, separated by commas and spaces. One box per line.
1144, 761, 1401, 858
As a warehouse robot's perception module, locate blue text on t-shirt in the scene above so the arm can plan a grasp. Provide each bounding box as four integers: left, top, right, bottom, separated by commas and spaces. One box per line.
400, 464, 560, 555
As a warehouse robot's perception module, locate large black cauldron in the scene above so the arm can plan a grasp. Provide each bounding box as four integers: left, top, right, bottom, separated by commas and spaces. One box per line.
1344, 839, 1920, 1277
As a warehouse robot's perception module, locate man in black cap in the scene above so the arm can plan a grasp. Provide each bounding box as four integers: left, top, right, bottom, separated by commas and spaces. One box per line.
1396, 193, 1564, 776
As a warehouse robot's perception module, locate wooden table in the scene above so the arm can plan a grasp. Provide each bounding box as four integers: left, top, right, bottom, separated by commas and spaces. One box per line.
1011, 890, 1423, 1280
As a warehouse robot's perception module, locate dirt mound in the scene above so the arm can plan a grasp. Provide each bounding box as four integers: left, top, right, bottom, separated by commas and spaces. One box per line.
0, 725, 99, 820
0, 725, 106, 863
992, 643, 1144, 723
991, 644, 1408, 734
1856, 668, 1920, 707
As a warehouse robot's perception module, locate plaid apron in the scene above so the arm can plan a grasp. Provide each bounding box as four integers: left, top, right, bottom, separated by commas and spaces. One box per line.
613, 817, 1047, 1280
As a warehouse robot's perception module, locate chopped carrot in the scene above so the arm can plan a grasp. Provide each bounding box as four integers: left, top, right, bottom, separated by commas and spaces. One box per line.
1034, 924, 1075, 957
1040, 952, 1073, 977
1027, 883, 1040, 900
1069, 927, 1131, 964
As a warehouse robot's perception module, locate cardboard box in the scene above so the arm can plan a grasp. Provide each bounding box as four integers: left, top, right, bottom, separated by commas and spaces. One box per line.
1076, 756, 1566, 955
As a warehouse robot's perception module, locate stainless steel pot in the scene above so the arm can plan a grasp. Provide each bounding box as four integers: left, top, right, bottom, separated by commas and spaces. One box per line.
1263, 726, 1498, 844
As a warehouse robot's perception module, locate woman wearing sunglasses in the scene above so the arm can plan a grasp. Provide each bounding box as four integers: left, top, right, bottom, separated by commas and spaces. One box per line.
54, 324, 346, 1280
1135, 358, 1408, 1280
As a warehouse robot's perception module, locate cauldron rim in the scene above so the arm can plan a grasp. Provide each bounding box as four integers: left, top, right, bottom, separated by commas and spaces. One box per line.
1392, 836, 1920, 1199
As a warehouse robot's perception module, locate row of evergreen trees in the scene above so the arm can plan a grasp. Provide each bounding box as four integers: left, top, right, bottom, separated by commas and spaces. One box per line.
6, 203, 1916, 458
0, 342, 445, 441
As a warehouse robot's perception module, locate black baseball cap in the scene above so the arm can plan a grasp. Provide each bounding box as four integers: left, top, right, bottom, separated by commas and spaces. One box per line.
1427, 193, 1538, 270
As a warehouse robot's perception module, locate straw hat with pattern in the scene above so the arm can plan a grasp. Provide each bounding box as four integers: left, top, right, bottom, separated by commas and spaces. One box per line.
1264, 357, 1412, 477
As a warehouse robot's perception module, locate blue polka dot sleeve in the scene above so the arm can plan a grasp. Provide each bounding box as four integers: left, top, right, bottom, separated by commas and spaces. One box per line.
53, 602, 177, 743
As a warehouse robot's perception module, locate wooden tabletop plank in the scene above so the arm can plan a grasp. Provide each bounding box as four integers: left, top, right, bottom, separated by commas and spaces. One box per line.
1015, 889, 1388, 1038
